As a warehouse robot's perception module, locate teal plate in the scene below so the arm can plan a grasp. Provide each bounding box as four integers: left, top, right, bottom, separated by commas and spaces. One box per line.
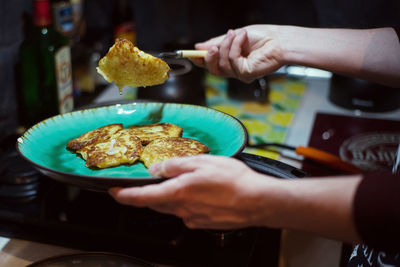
17, 102, 248, 191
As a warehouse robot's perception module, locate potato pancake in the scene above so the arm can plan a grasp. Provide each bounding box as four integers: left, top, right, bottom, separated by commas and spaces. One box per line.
78, 129, 143, 169
97, 38, 170, 90
140, 137, 210, 168
129, 122, 183, 145
67, 123, 210, 169
66, 124, 123, 151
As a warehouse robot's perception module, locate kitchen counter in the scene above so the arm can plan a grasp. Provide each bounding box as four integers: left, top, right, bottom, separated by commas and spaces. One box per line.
0, 238, 81, 266
1, 68, 399, 266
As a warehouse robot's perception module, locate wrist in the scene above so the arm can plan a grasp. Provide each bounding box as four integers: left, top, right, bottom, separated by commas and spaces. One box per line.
275, 25, 310, 66
248, 175, 293, 228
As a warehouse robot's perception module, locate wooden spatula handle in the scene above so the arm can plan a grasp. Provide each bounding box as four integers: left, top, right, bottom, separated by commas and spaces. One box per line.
179, 50, 208, 58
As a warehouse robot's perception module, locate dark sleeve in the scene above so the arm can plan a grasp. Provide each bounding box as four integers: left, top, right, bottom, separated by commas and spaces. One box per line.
353, 172, 400, 252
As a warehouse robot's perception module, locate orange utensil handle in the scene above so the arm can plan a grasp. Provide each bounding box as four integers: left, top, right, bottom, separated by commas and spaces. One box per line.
295, 146, 362, 174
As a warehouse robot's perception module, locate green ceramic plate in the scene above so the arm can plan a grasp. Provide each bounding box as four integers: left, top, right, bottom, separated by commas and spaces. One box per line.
17, 102, 248, 191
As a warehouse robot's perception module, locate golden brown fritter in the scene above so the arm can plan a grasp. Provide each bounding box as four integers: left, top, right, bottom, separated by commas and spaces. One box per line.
129, 122, 183, 145
96, 38, 170, 90
140, 137, 210, 168
66, 124, 123, 151
67, 123, 210, 169
78, 128, 143, 169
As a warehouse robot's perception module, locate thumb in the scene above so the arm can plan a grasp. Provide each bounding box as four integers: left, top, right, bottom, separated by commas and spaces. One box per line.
190, 57, 205, 68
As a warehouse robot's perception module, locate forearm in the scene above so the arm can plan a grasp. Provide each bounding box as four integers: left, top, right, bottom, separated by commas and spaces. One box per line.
276, 26, 400, 87
257, 175, 363, 244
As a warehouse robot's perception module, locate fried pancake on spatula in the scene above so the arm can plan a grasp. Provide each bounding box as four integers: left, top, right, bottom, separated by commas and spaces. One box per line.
140, 137, 210, 168
66, 124, 123, 151
129, 123, 183, 145
96, 38, 170, 90
77, 129, 143, 169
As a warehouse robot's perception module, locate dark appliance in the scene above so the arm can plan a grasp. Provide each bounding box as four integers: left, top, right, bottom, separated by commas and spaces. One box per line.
137, 59, 206, 106
228, 77, 270, 103
328, 74, 400, 112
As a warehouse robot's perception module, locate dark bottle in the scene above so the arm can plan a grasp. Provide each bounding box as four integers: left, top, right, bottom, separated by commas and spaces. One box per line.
20, 0, 73, 128
50, 0, 74, 37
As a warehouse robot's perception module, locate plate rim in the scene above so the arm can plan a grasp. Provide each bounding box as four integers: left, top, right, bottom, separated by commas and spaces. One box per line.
16, 102, 248, 187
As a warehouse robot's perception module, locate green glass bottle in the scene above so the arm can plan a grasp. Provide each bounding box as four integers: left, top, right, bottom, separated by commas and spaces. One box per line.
20, 0, 73, 128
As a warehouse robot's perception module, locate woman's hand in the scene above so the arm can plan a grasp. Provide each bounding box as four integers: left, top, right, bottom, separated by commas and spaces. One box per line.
109, 154, 362, 242
109, 155, 281, 230
192, 25, 285, 83
194, 26, 400, 87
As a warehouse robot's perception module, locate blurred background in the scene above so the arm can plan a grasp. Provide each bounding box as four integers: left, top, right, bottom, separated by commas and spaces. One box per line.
1, 0, 400, 141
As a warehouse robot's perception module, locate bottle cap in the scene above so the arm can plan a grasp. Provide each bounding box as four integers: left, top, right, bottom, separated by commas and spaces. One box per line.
34, 0, 52, 26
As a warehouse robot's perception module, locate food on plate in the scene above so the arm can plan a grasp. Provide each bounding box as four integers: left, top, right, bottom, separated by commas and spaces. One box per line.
67, 123, 209, 169
96, 38, 170, 91
66, 124, 123, 151
129, 122, 183, 145
77, 129, 143, 169
140, 137, 211, 168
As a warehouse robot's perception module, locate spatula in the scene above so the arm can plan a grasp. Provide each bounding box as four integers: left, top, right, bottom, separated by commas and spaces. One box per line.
158, 50, 208, 59
248, 142, 362, 174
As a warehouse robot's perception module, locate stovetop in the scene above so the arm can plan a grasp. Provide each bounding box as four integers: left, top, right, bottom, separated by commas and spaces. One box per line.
0, 135, 281, 267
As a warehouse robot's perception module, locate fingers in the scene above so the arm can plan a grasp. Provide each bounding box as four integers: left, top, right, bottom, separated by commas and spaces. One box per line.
218, 30, 237, 77
204, 46, 223, 76
194, 29, 247, 79
229, 29, 252, 82
190, 45, 220, 74
109, 186, 163, 207
231, 29, 250, 58
190, 42, 211, 68
110, 184, 193, 219
149, 157, 191, 178
195, 35, 226, 50
109, 177, 183, 207
110, 156, 223, 207
193, 35, 223, 70
183, 218, 237, 230
149, 154, 241, 178
193, 30, 237, 76
108, 154, 258, 230
149, 155, 211, 178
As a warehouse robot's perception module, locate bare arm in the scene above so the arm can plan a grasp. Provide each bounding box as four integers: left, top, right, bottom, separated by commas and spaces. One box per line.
194, 25, 400, 87
109, 155, 362, 244
280, 26, 400, 87
272, 175, 362, 244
